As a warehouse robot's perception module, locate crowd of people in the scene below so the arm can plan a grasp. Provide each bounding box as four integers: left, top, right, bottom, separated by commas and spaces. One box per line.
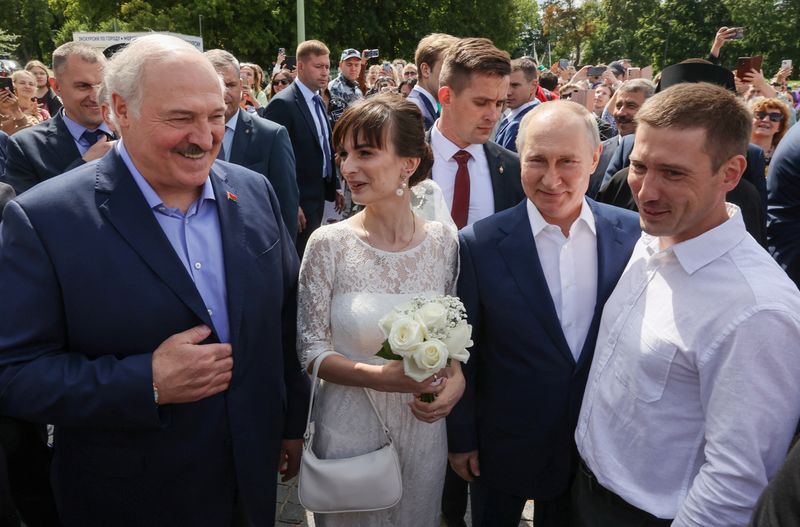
0, 22, 799, 527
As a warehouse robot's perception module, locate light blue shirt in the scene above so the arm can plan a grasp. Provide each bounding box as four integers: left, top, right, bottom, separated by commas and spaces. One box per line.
221, 110, 240, 162
117, 140, 230, 343
61, 109, 113, 156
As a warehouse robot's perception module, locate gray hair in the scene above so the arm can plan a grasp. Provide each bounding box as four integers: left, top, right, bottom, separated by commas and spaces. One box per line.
204, 49, 240, 74
52, 42, 105, 79
617, 78, 656, 99
104, 34, 214, 120
516, 100, 600, 153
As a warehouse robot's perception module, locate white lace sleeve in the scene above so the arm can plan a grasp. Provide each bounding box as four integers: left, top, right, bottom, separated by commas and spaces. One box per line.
411, 180, 457, 235
296, 229, 338, 370
442, 222, 460, 296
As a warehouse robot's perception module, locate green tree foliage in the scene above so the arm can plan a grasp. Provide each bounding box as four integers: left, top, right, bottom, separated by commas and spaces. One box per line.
0, 28, 20, 57
0, 0, 54, 61
541, 0, 600, 64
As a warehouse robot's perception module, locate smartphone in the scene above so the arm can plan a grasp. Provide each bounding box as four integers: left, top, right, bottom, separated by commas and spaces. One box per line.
570, 89, 588, 108
587, 66, 607, 77
736, 55, 763, 79
731, 27, 745, 40
278, 47, 285, 55
782, 59, 793, 70
282, 56, 296, 70
626, 67, 641, 79
381, 61, 392, 73
0, 76, 11, 91
558, 58, 569, 70
366, 49, 380, 59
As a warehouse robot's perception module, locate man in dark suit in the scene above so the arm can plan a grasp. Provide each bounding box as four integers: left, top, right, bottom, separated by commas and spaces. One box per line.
408, 33, 458, 131
495, 57, 540, 153
261, 39, 342, 256
767, 121, 800, 287
0, 35, 309, 527
448, 101, 640, 527
0, 131, 13, 209
432, 37, 525, 527
587, 135, 619, 198
2, 42, 114, 194
205, 49, 299, 239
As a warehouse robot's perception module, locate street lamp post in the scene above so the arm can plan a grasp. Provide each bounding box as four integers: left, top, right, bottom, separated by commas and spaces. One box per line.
297, 0, 305, 46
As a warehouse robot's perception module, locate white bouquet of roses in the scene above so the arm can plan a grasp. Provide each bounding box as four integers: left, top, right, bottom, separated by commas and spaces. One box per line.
376, 295, 473, 402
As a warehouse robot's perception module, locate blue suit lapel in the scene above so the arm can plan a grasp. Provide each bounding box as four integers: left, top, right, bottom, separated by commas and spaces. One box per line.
94, 151, 215, 332
229, 109, 252, 165
292, 83, 322, 150
497, 202, 575, 364
210, 164, 246, 348
49, 111, 82, 163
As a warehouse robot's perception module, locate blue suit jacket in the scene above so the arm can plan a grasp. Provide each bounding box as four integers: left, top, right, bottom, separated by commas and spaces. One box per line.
1, 110, 86, 194
495, 101, 539, 153
0, 150, 310, 526
768, 122, 800, 287
229, 109, 300, 239
260, 83, 337, 218
408, 87, 438, 131
448, 199, 640, 499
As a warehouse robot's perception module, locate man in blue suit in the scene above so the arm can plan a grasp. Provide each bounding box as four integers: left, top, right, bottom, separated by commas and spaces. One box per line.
261, 39, 342, 256
495, 57, 540, 153
2, 42, 114, 195
447, 101, 640, 527
408, 33, 458, 131
0, 35, 309, 527
206, 49, 299, 239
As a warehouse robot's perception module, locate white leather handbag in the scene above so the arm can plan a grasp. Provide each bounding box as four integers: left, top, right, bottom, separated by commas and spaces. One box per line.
297, 351, 403, 514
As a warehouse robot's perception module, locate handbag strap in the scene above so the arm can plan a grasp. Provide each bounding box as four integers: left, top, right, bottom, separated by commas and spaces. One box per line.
304, 351, 393, 444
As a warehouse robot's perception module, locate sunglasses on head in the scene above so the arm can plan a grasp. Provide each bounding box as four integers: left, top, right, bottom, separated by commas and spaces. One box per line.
755, 110, 783, 122
272, 78, 291, 86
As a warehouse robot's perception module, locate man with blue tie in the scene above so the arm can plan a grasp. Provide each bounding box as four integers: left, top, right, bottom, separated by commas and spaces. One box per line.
2, 42, 115, 194
205, 49, 299, 239
408, 33, 458, 131
262, 39, 343, 255
495, 57, 541, 153
448, 101, 640, 527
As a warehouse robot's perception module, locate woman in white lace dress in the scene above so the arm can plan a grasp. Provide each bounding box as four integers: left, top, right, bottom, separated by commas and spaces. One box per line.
297, 94, 465, 526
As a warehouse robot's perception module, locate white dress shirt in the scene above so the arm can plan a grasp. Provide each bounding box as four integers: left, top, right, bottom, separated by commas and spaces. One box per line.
430, 123, 495, 226
576, 205, 800, 526
409, 84, 438, 114
527, 199, 597, 361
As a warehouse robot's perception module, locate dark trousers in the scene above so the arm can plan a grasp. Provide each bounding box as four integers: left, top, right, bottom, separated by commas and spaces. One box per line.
470, 476, 571, 527
571, 460, 671, 527
295, 200, 323, 258
441, 464, 468, 527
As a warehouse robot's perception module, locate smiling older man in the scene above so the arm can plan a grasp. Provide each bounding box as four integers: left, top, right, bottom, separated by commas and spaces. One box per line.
0, 34, 308, 527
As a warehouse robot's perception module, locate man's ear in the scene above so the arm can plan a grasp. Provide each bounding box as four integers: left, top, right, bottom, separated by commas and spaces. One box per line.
438, 85, 452, 107
719, 154, 747, 192
52, 78, 62, 97
112, 92, 130, 129
419, 62, 431, 80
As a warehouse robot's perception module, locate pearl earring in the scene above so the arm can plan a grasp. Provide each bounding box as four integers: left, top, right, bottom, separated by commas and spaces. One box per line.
396, 176, 408, 196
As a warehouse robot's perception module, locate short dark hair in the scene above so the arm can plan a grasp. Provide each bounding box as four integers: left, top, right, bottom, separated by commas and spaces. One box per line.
414, 33, 458, 72
635, 82, 751, 172
333, 93, 433, 187
511, 57, 538, 82
439, 38, 511, 95
538, 71, 558, 91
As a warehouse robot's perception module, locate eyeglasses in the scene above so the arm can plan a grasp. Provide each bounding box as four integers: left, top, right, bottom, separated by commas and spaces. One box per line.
272, 78, 291, 86
754, 110, 783, 122
403, 71, 417, 77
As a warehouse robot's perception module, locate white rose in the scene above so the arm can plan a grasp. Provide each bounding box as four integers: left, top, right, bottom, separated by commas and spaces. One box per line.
387, 316, 426, 354
378, 310, 400, 339
403, 339, 448, 381
414, 302, 448, 332
443, 323, 473, 363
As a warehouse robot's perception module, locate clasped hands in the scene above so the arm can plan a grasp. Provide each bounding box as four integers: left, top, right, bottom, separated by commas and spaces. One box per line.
376, 359, 465, 424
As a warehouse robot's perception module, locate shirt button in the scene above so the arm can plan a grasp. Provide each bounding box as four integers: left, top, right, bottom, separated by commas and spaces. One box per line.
158, 206, 166, 212
207, 308, 213, 316
194, 262, 202, 269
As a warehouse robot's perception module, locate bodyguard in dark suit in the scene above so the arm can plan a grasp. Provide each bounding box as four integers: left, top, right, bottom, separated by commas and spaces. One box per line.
206, 49, 299, 239
2, 42, 113, 195
587, 136, 619, 198
767, 121, 800, 287
0, 36, 309, 527
261, 40, 342, 256
448, 101, 640, 527
0, 131, 13, 209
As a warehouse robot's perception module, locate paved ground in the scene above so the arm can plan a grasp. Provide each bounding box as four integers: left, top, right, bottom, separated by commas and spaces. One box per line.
276, 475, 535, 526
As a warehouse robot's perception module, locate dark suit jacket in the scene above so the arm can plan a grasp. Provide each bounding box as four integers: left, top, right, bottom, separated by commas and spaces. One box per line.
588, 136, 620, 199
260, 82, 336, 219
448, 199, 640, 499
426, 131, 526, 215
599, 133, 635, 193
0, 131, 8, 176
767, 122, 800, 286
0, 151, 310, 526
228, 109, 299, 238
408, 87, 438, 131
495, 101, 539, 153
1, 110, 86, 195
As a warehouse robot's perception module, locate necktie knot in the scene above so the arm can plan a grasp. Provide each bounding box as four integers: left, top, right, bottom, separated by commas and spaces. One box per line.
81, 129, 107, 146
452, 150, 471, 166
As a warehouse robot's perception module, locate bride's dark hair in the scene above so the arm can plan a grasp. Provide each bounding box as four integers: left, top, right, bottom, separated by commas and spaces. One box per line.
332, 93, 433, 187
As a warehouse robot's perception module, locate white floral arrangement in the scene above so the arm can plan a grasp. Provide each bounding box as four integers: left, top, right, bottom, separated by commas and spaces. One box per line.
376, 295, 473, 402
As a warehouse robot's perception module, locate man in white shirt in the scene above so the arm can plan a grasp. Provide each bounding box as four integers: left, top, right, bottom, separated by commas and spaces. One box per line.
575, 82, 800, 527
448, 100, 640, 527
407, 33, 458, 131
495, 57, 540, 153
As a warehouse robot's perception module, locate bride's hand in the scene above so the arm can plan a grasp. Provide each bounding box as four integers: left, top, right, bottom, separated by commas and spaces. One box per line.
373, 359, 446, 395
408, 362, 466, 423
